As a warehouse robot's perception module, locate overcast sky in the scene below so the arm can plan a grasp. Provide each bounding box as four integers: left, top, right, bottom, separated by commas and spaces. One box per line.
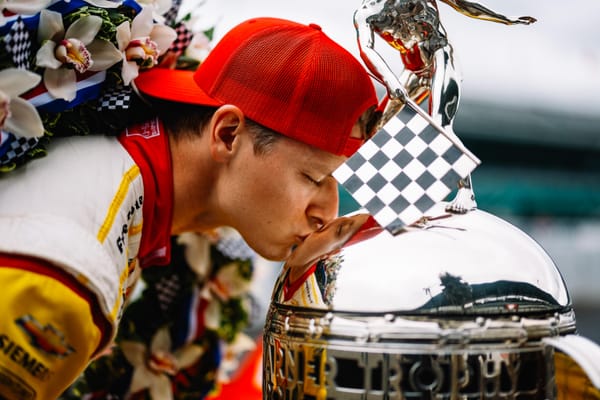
180, 0, 600, 116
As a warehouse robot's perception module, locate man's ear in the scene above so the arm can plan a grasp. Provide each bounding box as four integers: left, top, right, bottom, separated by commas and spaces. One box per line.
209, 105, 245, 162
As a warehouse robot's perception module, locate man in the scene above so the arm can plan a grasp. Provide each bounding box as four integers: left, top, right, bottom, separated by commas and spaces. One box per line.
0, 17, 378, 399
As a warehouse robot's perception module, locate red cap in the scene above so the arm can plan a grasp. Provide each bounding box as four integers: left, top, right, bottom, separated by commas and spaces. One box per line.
134, 17, 377, 156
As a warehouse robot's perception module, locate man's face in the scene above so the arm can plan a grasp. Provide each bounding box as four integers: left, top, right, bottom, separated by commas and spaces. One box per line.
221, 125, 363, 262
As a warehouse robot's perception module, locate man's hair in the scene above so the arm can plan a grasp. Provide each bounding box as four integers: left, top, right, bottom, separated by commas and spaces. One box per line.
150, 97, 280, 155
245, 120, 280, 155
149, 96, 380, 156
360, 105, 381, 140
153, 99, 215, 138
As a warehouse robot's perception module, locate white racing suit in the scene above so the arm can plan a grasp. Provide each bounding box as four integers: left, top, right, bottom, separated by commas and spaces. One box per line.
0, 118, 173, 399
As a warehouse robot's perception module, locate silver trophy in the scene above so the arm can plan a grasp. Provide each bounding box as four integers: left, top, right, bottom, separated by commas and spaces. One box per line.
353, 0, 535, 214
263, 203, 600, 399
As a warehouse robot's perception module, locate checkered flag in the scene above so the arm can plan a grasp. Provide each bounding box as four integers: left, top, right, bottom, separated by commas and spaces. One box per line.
333, 103, 480, 235
4, 17, 32, 70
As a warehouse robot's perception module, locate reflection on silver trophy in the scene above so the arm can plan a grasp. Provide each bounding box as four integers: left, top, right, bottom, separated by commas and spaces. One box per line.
353, 0, 535, 214
263, 203, 600, 400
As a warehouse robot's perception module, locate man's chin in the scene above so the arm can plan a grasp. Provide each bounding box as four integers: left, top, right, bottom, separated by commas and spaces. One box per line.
254, 244, 294, 263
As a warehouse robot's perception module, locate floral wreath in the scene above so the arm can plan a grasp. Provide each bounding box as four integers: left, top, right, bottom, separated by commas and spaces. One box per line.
62, 228, 258, 399
0, 0, 213, 172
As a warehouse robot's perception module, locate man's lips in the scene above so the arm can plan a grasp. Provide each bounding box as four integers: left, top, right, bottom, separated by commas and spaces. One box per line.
287, 234, 308, 255
294, 233, 310, 246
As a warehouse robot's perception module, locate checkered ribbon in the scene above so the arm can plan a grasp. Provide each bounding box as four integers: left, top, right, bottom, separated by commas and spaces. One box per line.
169, 21, 193, 57
4, 17, 32, 70
333, 104, 480, 235
154, 273, 182, 313
97, 83, 132, 111
0, 132, 39, 166
162, 0, 182, 27
216, 234, 255, 261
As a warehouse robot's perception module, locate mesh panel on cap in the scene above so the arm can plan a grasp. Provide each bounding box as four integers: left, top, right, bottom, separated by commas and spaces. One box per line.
194, 18, 378, 155
214, 25, 312, 133
301, 46, 377, 152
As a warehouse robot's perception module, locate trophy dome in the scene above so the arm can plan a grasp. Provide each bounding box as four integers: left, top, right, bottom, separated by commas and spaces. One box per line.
263, 204, 577, 399
300, 206, 570, 316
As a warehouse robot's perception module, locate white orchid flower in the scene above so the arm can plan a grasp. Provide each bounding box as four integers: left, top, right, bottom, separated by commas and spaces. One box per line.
218, 332, 256, 381
0, 68, 44, 138
177, 232, 212, 279
209, 261, 252, 300
116, 6, 177, 85
35, 9, 122, 101
135, 0, 172, 24
184, 31, 212, 63
0, 0, 52, 25
121, 327, 204, 400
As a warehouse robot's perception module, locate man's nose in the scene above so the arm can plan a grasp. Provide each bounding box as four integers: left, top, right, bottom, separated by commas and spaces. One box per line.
306, 178, 340, 231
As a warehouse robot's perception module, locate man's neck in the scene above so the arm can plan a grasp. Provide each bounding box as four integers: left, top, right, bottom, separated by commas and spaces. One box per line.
169, 133, 222, 235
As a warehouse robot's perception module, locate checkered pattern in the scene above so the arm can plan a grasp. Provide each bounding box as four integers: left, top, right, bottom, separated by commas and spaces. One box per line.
216, 235, 255, 261
169, 22, 193, 57
97, 83, 131, 111
163, 0, 182, 27
154, 273, 182, 313
0, 132, 39, 166
333, 105, 479, 234
4, 17, 32, 69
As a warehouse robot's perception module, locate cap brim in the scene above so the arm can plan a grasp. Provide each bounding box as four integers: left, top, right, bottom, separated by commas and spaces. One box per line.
133, 68, 222, 107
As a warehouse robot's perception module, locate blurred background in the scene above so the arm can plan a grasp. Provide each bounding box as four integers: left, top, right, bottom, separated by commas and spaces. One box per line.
182, 0, 600, 343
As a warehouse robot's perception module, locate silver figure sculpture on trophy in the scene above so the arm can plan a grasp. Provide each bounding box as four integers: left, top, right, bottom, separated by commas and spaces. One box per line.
354, 0, 536, 213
